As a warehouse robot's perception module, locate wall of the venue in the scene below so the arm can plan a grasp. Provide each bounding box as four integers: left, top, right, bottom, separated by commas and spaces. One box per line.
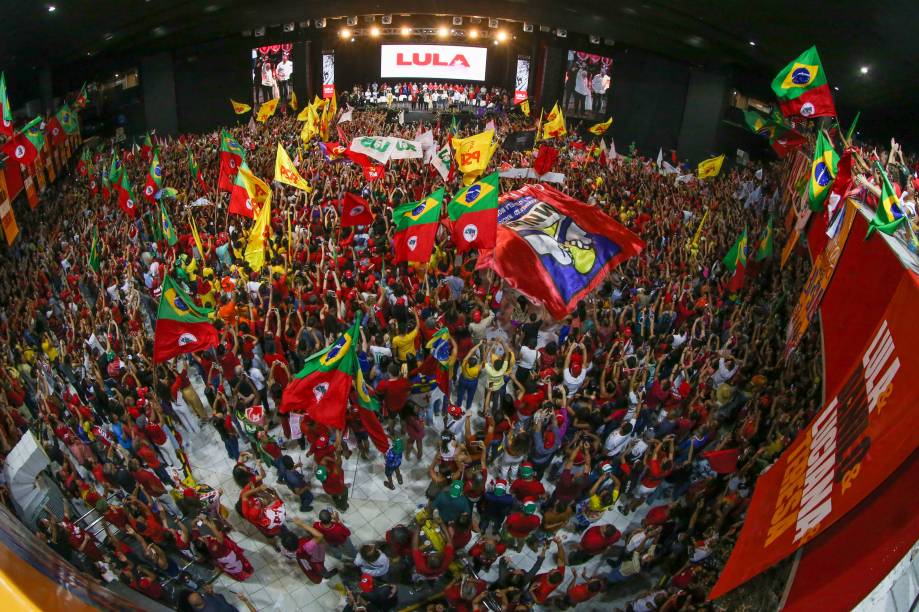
172, 39, 252, 135
141, 53, 179, 137
677, 69, 727, 163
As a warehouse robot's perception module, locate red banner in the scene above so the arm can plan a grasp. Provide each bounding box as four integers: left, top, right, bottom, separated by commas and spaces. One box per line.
783, 200, 856, 357
710, 272, 919, 600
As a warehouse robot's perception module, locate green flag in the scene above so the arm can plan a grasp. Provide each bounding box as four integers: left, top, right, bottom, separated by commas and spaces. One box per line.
159, 201, 178, 246
807, 132, 839, 211
867, 162, 907, 238
22, 116, 46, 152
88, 228, 101, 273
755, 216, 774, 261
56, 103, 79, 135
0, 72, 12, 135
722, 228, 748, 272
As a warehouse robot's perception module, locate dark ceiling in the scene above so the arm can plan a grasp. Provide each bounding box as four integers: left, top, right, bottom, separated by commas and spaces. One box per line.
2, 0, 918, 143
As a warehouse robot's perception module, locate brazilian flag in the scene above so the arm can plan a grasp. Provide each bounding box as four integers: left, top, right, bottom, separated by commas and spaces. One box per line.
807, 132, 839, 211
159, 201, 177, 246
153, 275, 218, 362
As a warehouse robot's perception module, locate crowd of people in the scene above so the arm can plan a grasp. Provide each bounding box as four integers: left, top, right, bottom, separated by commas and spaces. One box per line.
346, 82, 512, 111
0, 97, 833, 612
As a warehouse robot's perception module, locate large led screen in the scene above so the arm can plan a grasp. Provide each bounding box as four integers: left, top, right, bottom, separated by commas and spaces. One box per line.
380, 45, 487, 81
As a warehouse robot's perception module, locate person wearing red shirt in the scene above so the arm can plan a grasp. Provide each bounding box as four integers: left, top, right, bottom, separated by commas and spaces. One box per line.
510, 462, 546, 502
313, 508, 357, 559
444, 575, 487, 612
503, 497, 541, 551
411, 522, 454, 580
563, 569, 604, 606
316, 457, 348, 511
468, 535, 506, 572
570, 524, 622, 565
374, 365, 412, 419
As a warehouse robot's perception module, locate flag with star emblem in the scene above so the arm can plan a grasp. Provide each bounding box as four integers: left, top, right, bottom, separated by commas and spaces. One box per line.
273, 142, 311, 192
447, 171, 498, 252
771, 46, 836, 119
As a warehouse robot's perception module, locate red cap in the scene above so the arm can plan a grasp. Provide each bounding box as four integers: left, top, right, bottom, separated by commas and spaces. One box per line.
359, 574, 374, 592
183, 488, 197, 498
472, 311, 482, 323
315, 435, 329, 449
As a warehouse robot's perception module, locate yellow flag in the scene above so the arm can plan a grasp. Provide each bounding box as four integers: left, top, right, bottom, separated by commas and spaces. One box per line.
327, 90, 337, 118
289, 91, 298, 111
230, 99, 251, 114
690, 207, 710, 249
190, 216, 205, 260
542, 103, 567, 140
300, 109, 318, 144
312, 95, 323, 108
296, 104, 312, 121
256, 98, 279, 123
588, 117, 613, 136
534, 108, 544, 143
244, 189, 272, 271
452, 129, 498, 185
520, 99, 530, 117
697, 154, 725, 179
237, 163, 272, 211
274, 143, 312, 192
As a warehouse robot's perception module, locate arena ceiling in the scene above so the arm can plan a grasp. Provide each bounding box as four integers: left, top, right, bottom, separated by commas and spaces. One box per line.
2, 0, 917, 142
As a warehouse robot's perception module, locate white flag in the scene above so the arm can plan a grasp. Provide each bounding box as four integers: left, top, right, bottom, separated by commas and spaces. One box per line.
398, 110, 405, 125
338, 106, 354, 123
656, 148, 663, 168
609, 137, 618, 160
350, 136, 394, 164
430, 142, 452, 181
388, 137, 423, 160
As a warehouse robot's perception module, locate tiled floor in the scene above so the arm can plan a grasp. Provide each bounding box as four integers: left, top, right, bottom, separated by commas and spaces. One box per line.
180, 369, 653, 611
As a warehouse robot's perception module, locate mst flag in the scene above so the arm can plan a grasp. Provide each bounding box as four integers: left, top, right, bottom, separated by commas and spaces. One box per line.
447, 171, 498, 252
73, 83, 89, 110
45, 115, 66, 146
217, 129, 246, 192
452, 129, 497, 185
256, 98, 279, 123
116, 172, 138, 218
807, 132, 839, 211
143, 149, 163, 202
153, 275, 219, 362
2, 116, 44, 165
533, 144, 559, 176
341, 192, 375, 227
0, 72, 12, 137
393, 188, 444, 263
188, 149, 208, 194
230, 99, 252, 114
697, 154, 725, 179
587, 117, 612, 136
867, 162, 907, 238
228, 162, 269, 219
771, 46, 836, 118
722, 228, 748, 292
478, 183, 644, 319
279, 315, 362, 430
273, 143, 311, 192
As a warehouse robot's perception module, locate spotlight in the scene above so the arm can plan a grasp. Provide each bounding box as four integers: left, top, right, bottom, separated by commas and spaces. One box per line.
283, 22, 295, 32
468, 28, 478, 39
315, 18, 326, 28
370, 26, 380, 37
496, 30, 507, 42
523, 23, 534, 33
340, 28, 351, 39
749, 40, 756, 46
556, 29, 567, 38
589, 34, 600, 44
488, 18, 498, 28
453, 16, 463, 26
47, 5, 56, 12
254, 26, 265, 37
438, 26, 449, 38
493, 40, 498, 46
859, 66, 869, 74
401, 26, 411, 36
347, 16, 357, 26
381, 15, 392, 25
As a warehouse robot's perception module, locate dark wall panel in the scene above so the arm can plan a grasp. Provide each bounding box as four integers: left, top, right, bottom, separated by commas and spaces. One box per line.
173, 39, 251, 135
141, 53, 178, 136
677, 69, 728, 164
604, 48, 690, 157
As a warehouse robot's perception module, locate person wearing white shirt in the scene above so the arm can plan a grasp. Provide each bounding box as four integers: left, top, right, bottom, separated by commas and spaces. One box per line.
604, 420, 635, 456
711, 356, 739, 387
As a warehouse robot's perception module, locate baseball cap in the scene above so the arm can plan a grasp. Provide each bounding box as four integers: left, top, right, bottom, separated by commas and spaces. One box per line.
523, 498, 538, 515
493, 479, 508, 496
449, 480, 463, 498
519, 462, 535, 479
359, 574, 374, 592
447, 404, 463, 418
599, 460, 614, 474
315, 466, 328, 482
315, 435, 329, 449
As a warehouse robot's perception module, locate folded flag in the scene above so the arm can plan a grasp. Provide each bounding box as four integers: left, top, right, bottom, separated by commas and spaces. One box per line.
771, 46, 836, 119
228, 161, 269, 219
447, 171, 498, 252
867, 161, 907, 238
452, 129, 497, 185
393, 188, 444, 263
273, 143, 312, 192
697, 154, 725, 179
153, 275, 219, 363
477, 183, 644, 319
341, 192, 375, 227
807, 132, 839, 211
279, 314, 362, 430
218, 129, 246, 192
256, 98, 279, 123
231, 99, 252, 114
588, 117, 612, 136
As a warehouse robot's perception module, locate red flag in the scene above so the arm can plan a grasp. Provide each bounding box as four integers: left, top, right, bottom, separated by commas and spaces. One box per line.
826, 148, 853, 216
770, 131, 806, 158
2, 133, 38, 166
341, 192, 375, 227
357, 406, 390, 453
477, 183, 644, 319
703, 448, 740, 474
533, 144, 559, 176
45, 117, 65, 147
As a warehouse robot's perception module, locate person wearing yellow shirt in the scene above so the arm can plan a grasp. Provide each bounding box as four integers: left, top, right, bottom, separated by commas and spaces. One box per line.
391, 311, 420, 362
484, 339, 514, 414
41, 334, 60, 363
456, 341, 484, 410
